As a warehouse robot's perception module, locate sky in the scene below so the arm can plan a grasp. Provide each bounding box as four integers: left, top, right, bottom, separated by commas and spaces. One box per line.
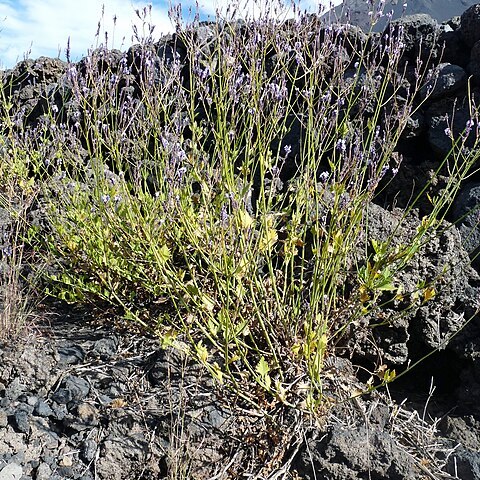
0, 0, 342, 69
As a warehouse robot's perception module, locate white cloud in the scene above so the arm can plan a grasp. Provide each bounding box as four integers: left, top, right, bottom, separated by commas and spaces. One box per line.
0, 0, 342, 69
0, 0, 176, 68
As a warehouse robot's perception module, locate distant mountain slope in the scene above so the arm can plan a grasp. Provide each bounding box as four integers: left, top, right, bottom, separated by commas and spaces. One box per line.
324, 0, 479, 30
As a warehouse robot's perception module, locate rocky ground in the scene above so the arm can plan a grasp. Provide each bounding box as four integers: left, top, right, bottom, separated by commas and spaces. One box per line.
0, 298, 479, 480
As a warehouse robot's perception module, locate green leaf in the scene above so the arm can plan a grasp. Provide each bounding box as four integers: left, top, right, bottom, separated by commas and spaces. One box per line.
207, 318, 219, 337
384, 369, 396, 383
196, 341, 209, 363
338, 121, 349, 137
376, 282, 396, 291
256, 356, 270, 377
367, 117, 375, 133
157, 244, 171, 264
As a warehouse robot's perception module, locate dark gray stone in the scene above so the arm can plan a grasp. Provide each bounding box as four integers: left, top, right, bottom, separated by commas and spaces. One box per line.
63, 376, 90, 402
13, 411, 30, 434
438, 29, 470, 68
383, 14, 440, 63
469, 39, 480, 81
427, 101, 476, 159
401, 110, 426, 139
440, 416, 480, 449
80, 439, 97, 463
453, 182, 480, 270
447, 446, 480, 480
460, 4, 480, 47
422, 63, 466, 100
155, 34, 187, 66
0, 410, 8, 427
33, 401, 53, 418
39, 454, 56, 467
293, 427, 418, 479
57, 345, 85, 365
51, 388, 72, 405
50, 403, 68, 421
205, 405, 229, 431
56, 466, 73, 478
148, 347, 187, 386
5, 379, 25, 402
29, 417, 60, 450
92, 337, 118, 359
341, 201, 479, 364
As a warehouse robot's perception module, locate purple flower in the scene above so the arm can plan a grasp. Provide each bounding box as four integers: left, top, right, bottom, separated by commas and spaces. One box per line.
319, 171, 330, 183
336, 138, 347, 153
176, 166, 187, 183
466, 119, 475, 135
220, 204, 229, 226
267, 82, 287, 102
66, 65, 77, 81
301, 88, 313, 100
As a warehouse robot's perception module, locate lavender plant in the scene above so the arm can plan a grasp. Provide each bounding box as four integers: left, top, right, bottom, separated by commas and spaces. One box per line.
2, 1, 479, 409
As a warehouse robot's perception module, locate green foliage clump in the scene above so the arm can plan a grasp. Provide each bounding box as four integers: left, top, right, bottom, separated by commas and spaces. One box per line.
2, 3, 480, 409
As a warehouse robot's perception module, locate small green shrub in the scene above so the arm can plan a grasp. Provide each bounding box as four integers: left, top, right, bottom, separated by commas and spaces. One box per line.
2, 2, 480, 409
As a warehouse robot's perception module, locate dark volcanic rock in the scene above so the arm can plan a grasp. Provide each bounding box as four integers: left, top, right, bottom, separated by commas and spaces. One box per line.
460, 4, 480, 47
441, 418, 480, 480
447, 446, 480, 480
294, 426, 418, 480
383, 13, 440, 63
421, 62, 466, 100
0, 314, 249, 479
57, 344, 85, 365
438, 28, 470, 68
342, 202, 479, 367
453, 182, 480, 269
469, 39, 480, 82
92, 336, 119, 359
33, 400, 54, 418
426, 96, 477, 159
12, 410, 30, 434
1, 56, 67, 128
